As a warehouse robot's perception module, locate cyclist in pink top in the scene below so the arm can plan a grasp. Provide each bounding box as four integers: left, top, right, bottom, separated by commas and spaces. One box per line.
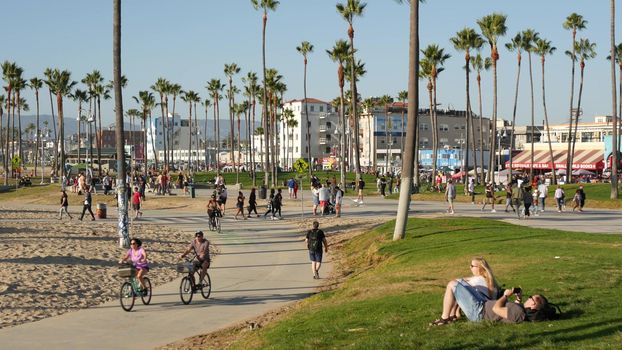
119, 238, 149, 290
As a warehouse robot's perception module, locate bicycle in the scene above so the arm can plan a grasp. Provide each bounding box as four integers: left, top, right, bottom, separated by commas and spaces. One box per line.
177, 257, 212, 305
208, 211, 221, 233
118, 264, 152, 312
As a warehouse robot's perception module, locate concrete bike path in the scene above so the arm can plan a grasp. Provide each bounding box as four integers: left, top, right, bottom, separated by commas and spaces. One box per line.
0, 209, 330, 349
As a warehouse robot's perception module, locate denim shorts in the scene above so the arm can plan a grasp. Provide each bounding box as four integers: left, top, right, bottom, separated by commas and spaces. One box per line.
309, 250, 323, 262
454, 279, 488, 321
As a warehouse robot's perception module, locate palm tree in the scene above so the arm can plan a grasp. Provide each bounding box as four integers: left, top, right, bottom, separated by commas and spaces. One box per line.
207, 78, 225, 175
327, 39, 351, 189
337, 0, 366, 186
242, 72, 259, 184
563, 13, 587, 183
286, 111, 298, 170
0, 94, 5, 182
419, 58, 433, 178
43, 68, 59, 176
421, 44, 451, 183
13, 75, 27, 169
202, 98, 211, 170
478, 13, 508, 183
2, 61, 20, 182
72, 89, 88, 165
534, 38, 558, 185
451, 27, 483, 185
46, 69, 76, 180
522, 29, 540, 181
181, 90, 200, 174
93, 83, 111, 176
470, 53, 492, 184
393, 0, 419, 240
28, 77, 44, 176
610, 0, 619, 199
397, 90, 408, 156
224, 63, 241, 174
113, 0, 129, 248
296, 40, 314, 176
251, 0, 280, 187
608, 43, 622, 158
569, 39, 597, 176
82, 70, 104, 174
168, 83, 182, 164
505, 32, 525, 179
133, 90, 157, 171
235, 102, 249, 183
151, 77, 171, 169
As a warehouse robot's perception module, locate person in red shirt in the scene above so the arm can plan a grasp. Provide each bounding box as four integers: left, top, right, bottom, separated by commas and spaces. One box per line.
132, 187, 143, 219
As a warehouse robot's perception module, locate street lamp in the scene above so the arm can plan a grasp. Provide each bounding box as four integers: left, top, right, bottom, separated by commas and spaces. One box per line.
40, 127, 49, 184
79, 110, 96, 174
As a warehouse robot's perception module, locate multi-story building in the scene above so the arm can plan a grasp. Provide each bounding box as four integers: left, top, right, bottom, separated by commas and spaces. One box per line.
146, 115, 205, 165
276, 98, 340, 169
97, 128, 145, 160
359, 103, 492, 171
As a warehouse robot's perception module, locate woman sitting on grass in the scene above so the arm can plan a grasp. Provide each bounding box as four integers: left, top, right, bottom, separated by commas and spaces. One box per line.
430, 257, 499, 326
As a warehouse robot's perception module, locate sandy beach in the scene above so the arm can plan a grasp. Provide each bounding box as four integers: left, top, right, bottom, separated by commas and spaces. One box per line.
0, 205, 207, 329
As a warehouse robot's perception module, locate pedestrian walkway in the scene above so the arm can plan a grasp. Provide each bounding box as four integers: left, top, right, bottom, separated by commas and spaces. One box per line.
0, 208, 330, 349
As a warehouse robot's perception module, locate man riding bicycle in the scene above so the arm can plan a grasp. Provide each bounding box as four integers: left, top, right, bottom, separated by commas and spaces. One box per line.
180, 231, 211, 284
207, 194, 221, 228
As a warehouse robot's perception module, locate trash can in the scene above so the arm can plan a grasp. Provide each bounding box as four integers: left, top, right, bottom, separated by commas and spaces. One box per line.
96, 203, 107, 219
189, 184, 196, 198
259, 185, 267, 200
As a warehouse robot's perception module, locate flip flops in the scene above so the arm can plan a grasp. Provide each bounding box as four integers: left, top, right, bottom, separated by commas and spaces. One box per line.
429, 318, 453, 326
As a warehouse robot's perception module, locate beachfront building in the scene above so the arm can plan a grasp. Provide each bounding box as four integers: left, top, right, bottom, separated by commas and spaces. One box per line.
507, 115, 620, 172
276, 98, 340, 170
146, 115, 206, 166
359, 103, 493, 172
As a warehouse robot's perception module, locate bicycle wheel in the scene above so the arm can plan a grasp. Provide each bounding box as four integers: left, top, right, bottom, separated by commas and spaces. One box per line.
200, 272, 212, 299
216, 217, 221, 233
141, 277, 152, 305
119, 282, 135, 312
179, 276, 194, 305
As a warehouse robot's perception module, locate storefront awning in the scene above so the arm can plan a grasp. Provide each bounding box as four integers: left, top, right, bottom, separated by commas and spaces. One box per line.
505, 149, 604, 170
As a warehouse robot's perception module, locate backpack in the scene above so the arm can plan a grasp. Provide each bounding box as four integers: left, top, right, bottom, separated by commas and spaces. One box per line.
307, 229, 322, 251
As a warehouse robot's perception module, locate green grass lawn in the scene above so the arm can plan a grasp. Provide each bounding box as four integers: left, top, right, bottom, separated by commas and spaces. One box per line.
228, 217, 622, 349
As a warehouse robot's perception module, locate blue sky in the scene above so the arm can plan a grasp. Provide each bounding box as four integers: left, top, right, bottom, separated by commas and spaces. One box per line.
2, 0, 620, 127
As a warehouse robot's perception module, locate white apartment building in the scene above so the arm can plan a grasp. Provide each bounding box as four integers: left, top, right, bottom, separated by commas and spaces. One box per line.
277, 98, 341, 169
146, 115, 205, 165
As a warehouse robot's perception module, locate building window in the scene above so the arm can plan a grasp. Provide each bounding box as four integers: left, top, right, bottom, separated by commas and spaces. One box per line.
295, 147, 298, 153
320, 106, 324, 112
419, 123, 428, 131
310, 105, 315, 112
440, 138, 449, 146
439, 124, 449, 131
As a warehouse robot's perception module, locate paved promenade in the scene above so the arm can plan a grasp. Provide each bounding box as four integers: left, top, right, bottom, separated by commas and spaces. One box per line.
0, 190, 619, 349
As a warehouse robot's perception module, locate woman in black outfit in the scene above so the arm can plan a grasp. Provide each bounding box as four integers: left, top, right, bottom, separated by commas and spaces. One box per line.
264, 188, 276, 219
248, 188, 259, 217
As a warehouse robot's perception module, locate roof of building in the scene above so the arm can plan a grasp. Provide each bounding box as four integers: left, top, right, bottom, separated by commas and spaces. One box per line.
285, 98, 329, 105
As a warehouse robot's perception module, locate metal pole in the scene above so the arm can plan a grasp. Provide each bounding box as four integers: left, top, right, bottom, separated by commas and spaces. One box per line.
40, 130, 45, 184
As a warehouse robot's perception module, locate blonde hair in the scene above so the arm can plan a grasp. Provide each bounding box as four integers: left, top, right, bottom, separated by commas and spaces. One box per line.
473, 257, 499, 298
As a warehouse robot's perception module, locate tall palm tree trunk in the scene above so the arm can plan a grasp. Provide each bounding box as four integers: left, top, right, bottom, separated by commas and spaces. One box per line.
570, 64, 586, 178
216, 97, 221, 176
340, 88, 346, 190
488, 57, 499, 184
431, 82, 438, 184
303, 63, 311, 178
566, 31, 578, 183
34, 90, 40, 176
48, 90, 58, 176
77, 101, 81, 165
477, 74, 485, 184
613, 0, 620, 199
509, 54, 522, 181
464, 56, 472, 186
4, 89, 12, 184
96, 97, 103, 177
528, 52, 536, 181
261, 11, 270, 187
393, 0, 418, 240
541, 56, 557, 185
348, 29, 362, 185
113, 0, 129, 248
149, 111, 158, 170
187, 104, 192, 172
16, 91, 23, 169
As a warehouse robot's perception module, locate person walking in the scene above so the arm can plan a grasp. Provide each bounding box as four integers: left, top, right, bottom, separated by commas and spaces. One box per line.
554, 185, 565, 212
311, 185, 320, 216
234, 191, 247, 220
293, 179, 299, 199
305, 221, 328, 279
248, 187, 259, 217
273, 188, 283, 219
287, 177, 295, 199
58, 190, 73, 220
577, 185, 586, 211
356, 177, 365, 204
334, 185, 343, 218
572, 189, 582, 212
522, 186, 533, 219
504, 183, 515, 213
481, 183, 496, 213
264, 188, 276, 219
131, 186, 143, 219
380, 175, 387, 197
445, 179, 456, 214
79, 187, 95, 221
468, 178, 476, 204
537, 181, 548, 212
318, 184, 330, 216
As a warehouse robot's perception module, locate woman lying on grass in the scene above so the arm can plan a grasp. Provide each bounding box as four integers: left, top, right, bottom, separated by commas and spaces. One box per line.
430, 257, 499, 326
